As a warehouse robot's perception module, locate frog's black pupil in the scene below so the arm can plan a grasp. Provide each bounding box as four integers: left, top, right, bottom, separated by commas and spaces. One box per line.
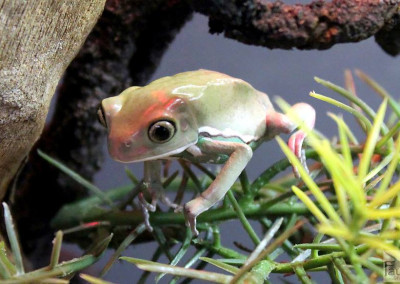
153, 125, 170, 141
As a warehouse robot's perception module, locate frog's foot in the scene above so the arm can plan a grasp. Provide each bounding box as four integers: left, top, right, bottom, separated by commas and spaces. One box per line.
183, 204, 199, 237
285, 103, 316, 178
138, 190, 182, 232
174, 205, 184, 213
288, 130, 307, 178
138, 192, 157, 232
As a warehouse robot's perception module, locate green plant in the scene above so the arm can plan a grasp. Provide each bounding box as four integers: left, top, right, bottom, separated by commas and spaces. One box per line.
0, 203, 111, 283
44, 70, 400, 283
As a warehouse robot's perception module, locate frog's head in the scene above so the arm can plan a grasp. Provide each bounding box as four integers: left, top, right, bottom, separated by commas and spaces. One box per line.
98, 87, 198, 163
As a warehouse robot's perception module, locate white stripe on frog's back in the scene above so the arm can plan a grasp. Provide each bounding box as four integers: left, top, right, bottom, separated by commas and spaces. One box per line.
198, 126, 259, 144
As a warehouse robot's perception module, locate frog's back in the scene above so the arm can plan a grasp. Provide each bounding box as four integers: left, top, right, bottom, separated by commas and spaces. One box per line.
144, 69, 231, 92
164, 70, 273, 143
141, 70, 273, 143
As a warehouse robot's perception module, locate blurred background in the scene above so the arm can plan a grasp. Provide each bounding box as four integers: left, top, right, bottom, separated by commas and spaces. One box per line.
82, 12, 400, 283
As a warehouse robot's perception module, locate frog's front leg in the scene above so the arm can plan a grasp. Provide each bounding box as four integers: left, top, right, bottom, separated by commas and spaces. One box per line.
184, 138, 253, 236
140, 160, 179, 231
267, 103, 316, 177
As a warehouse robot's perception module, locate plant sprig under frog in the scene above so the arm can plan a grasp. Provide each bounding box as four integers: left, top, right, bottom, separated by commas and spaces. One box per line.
45, 70, 400, 283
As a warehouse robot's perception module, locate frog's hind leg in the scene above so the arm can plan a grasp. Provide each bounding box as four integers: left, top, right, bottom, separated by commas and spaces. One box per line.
184, 138, 253, 236
267, 103, 316, 177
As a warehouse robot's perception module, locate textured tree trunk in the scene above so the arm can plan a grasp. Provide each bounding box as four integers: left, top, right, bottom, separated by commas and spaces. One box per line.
0, 0, 106, 199
12, 0, 192, 262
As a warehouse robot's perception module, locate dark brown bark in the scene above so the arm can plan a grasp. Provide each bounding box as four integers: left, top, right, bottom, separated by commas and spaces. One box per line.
191, 0, 400, 53
376, 10, 400, 55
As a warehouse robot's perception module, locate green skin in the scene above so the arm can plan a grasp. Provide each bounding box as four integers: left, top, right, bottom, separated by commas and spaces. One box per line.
99, 69, 316, 236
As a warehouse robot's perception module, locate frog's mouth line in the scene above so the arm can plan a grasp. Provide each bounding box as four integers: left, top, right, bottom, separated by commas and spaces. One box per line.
113, 141, 198, 163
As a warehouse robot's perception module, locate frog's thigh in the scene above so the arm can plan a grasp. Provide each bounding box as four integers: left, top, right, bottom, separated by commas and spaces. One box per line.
185, 139, 253, 218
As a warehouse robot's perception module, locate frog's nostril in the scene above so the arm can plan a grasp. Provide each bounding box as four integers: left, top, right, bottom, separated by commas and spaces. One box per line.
120, 138, 134, 152
124, 140, 132, 148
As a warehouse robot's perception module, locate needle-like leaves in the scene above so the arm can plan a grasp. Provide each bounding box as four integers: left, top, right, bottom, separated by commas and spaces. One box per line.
30, 71, 400, 283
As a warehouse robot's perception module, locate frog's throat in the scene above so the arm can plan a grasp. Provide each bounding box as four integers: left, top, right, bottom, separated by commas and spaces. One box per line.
117, 141, 198, 163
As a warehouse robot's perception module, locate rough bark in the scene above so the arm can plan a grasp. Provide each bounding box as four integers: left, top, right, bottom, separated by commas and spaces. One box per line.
14, 0, 192, 260
375, 10, 400, 55
0, 0, 106, 199
191, 0, 400, 52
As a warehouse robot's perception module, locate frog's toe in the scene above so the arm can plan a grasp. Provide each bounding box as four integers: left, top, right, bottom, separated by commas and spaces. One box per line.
160, 194, 180, 210
138, 197, 154, 232
288, 130, 309, 177
184, 205, 199, 237
139, 192, 156, 212
174, 205, 184, 213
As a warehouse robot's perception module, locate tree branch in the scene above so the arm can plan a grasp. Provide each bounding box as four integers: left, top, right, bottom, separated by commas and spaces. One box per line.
192, 0, 399, 53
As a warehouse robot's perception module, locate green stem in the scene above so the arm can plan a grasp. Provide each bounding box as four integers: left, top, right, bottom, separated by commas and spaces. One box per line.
293, 265, 314, 284
239, 170, 251, 197
193, 239, 246, 260
273, 245, 369, 273
311, 233, 324, 258
152, 227, 173, 262
3, 203, 24, 275
295, 243, 342, 251
137, 247, 163, 284
327, 263, 344, 284
260, 218, 299, 257
226, 191, 260, 246
100, 223, 146, 277
53, 200, 316, 229
332, 257, 358, 284
49, 231, 63, 269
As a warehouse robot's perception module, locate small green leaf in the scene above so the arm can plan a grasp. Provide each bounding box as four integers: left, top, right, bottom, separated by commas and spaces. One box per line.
121, 257, 233, 283
356, 69, 400, 119
291, 186, 329, 224
310, 92, 372, 132
156, 227, 192, 282
100, 224, 145, 277
314, 77, 376, 119
240, 260, 275, 283
276, 137, 343, 226
199, 257, 239, 274
38, 150, 114, 206
49, 231, 63, 269
358, 99, 387, 181
80, 273, 115, 284
3, 203, 24, 275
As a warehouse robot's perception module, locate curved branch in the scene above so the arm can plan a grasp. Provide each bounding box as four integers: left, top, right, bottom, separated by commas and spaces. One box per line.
192, 0, 399, 52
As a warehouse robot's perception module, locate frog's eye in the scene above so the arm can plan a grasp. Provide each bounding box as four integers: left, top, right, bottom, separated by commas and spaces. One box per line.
97, 103, 107, 129
148, 120, 176, 143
